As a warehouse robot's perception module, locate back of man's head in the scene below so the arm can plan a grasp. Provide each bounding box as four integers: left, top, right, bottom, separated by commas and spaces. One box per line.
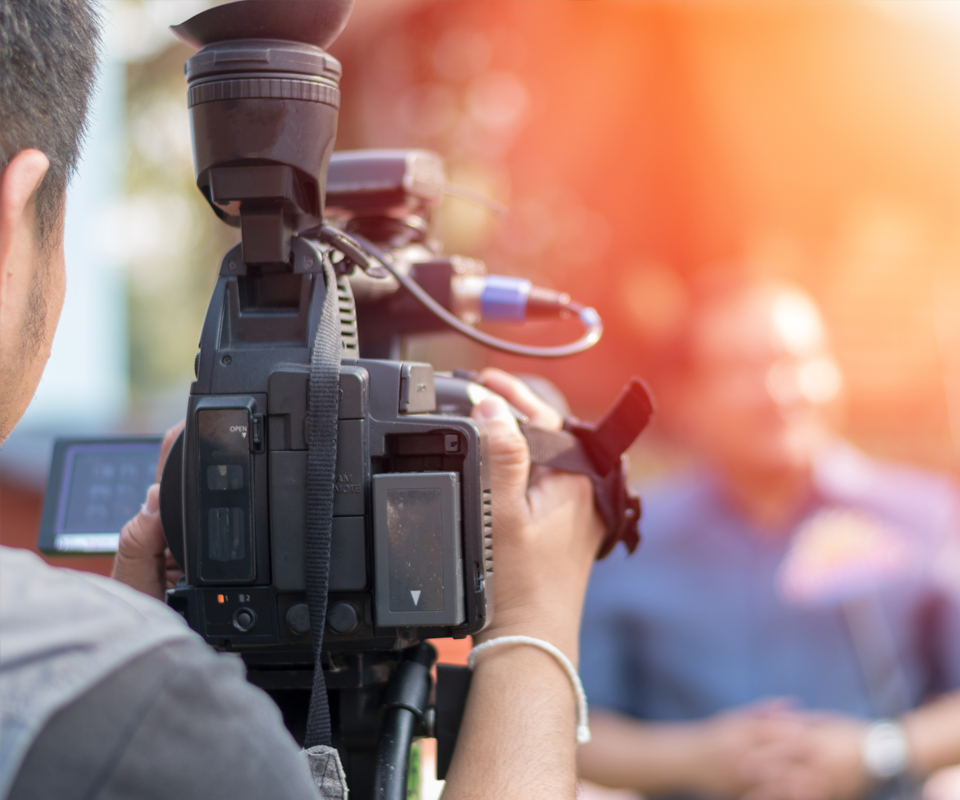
0, 0, 101, 248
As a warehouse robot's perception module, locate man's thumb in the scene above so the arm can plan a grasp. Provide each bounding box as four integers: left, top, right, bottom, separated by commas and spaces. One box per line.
118, 484, 163, 554
474, 396, 529, 491
113, 484, 166, 599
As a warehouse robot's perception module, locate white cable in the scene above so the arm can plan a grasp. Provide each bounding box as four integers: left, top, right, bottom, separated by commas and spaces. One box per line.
468, 635, 591, 745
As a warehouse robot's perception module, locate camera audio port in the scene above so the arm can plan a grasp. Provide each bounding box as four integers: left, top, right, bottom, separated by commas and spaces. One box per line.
232, 607, 257, 632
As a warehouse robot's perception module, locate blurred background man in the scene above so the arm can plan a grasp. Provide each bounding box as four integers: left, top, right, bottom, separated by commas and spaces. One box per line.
577, 274, 960, 799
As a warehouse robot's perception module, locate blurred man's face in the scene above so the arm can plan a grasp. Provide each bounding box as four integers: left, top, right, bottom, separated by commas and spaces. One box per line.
677, 285, 842, 476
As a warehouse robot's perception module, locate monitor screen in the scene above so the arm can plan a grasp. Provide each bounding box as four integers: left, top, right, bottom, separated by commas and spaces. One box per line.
39, 438, 162, 554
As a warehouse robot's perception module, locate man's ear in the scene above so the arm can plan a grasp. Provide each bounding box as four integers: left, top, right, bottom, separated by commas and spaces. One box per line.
0, 149, 51, 308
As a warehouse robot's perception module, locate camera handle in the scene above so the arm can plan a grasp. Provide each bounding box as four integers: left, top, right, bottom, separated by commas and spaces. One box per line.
318, 226, 604, 359
519, 378, 654, 558
437, 370, 655, 558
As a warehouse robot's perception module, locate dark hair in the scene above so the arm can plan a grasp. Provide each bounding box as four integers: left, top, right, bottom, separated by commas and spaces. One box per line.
0, 0, 101, 248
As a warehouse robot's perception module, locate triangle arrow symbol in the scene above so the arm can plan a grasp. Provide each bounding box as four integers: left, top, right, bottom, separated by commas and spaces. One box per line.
241, 432, 247, 438
410, 590, 421, 606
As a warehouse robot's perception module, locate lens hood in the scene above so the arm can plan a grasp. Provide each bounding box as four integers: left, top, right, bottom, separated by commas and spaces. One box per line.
172, 0, 354, 52
174, 0, 354, 263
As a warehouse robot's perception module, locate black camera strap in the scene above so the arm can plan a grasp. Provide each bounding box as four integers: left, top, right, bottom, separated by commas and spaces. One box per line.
304, 260, 342, 748
518, 378, 655, 558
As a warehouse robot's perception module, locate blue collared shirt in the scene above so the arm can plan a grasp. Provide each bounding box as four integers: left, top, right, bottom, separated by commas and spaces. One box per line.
580, 445, 960, 727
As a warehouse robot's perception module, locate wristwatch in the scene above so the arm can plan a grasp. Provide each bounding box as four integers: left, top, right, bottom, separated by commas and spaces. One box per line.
860, 719, 911, 781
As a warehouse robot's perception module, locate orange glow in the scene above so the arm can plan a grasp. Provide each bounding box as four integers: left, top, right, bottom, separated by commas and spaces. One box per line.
217, 594, 225, 604
331, 1, 960, 472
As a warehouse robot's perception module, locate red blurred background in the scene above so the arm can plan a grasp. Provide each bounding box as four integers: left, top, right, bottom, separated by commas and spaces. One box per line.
330, 0, 960, 471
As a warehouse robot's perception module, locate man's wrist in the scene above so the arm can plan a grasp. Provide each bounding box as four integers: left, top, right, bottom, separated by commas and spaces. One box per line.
681, 719, 730, 796
861, 719, 911, 781
473, 615, 580, 666
469, 635, 591, 744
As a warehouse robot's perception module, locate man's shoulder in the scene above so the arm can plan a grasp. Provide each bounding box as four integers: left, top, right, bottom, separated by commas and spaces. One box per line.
0, 545, 199, 686
591, 470, 713, 575
815, 445, 960, 535
0, 546, 201, 795
8, 633, 324, 800
0, 546, 193, 644
634, 469, 718, 540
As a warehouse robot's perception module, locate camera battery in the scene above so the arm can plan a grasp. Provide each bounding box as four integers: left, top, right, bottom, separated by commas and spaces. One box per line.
372, 472, 463, 627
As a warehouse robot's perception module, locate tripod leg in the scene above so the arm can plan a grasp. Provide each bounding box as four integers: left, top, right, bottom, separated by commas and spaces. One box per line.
375, 706, 419, 800
373, 644, 436, 800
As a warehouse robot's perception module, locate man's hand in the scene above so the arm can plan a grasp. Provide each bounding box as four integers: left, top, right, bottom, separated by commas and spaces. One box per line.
442, 368, 606, 799
580, 704, 783, 799
740, 712, 870, 800
580, 701, 870, 800
682, 700, 804, 800
111, 422, 184, 600
584, 688, 960, 800
470, 368, 605, 664
580, 700, 799, 798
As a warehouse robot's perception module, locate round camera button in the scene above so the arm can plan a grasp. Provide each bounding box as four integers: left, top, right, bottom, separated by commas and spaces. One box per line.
233, 608, 256, 632
327, 602, 360, 635
286, 603, 311, 636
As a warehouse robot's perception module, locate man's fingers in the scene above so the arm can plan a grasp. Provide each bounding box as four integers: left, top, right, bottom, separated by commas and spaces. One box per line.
734, 697, 798, 720
746, 769, 827, 800
157, 420, 185, 482
474, 396, 529, 479
473, 396, 532, 525
740, 739, 804, 784
112, 484, 166, 599
479, 368, 563, 431
120, 484, 163, 550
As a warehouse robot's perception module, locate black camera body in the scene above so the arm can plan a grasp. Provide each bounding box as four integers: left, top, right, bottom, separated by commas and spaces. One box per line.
160, 1, 503, 668
160, 237, 493, 663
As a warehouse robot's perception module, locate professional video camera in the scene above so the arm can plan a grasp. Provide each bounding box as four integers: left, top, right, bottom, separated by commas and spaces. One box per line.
39, 1, 653, 797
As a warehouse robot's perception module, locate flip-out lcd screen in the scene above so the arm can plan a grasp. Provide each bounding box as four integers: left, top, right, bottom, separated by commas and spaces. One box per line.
38, 438, 162, 554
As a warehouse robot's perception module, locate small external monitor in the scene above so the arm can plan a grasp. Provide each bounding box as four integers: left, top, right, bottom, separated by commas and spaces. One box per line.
38, 437, 163, 555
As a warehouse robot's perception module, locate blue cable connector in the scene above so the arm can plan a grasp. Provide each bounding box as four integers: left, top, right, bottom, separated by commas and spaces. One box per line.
479, 276, 532, 323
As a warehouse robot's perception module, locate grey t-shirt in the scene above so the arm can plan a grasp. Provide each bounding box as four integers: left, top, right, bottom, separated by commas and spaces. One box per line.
7, 638, 323, 800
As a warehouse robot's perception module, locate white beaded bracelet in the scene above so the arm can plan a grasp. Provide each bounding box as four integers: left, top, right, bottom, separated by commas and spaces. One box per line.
468, 635, 591, 745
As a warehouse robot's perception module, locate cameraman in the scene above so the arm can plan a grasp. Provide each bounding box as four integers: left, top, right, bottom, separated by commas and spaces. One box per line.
0, 2, 603, 798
